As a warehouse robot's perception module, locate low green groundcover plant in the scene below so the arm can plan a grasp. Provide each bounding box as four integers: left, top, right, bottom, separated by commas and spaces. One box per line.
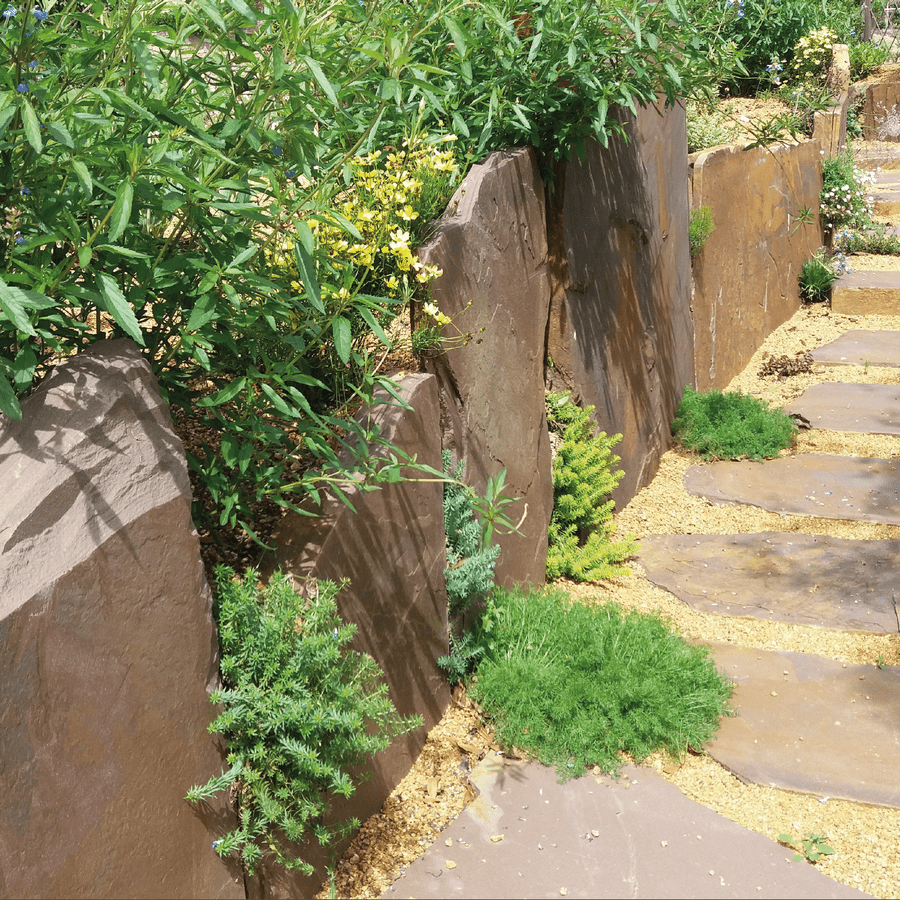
799, 252, 836, 302
672, 386, 797, 460
186, 567, 421, 876
469, 586, 733, 780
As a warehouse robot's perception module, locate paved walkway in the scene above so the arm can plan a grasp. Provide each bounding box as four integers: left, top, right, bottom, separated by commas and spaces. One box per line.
385, 160, 900, 900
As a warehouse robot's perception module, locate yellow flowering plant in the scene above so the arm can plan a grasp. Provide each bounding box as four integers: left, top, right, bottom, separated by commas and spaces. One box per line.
788, 26, 837, 88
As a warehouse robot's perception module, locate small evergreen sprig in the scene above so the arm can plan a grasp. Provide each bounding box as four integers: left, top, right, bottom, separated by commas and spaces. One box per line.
186, 568, 421, 877
545, 393, 636, 582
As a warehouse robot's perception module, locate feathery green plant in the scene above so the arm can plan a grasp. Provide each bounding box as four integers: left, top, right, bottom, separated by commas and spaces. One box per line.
545, 392, 635, 581
469, 585, 733, 780
672, 386, 797, 460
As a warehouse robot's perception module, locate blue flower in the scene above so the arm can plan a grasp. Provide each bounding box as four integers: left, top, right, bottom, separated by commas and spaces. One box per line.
212, 839, 223, 850
32, 7, 47, 19
2, 6, 16, 17
14, 232, 24, 244
271, 146, 283, 157
16, 82, 27, 93
28, 59, 37, 69
285, 168, 296, 178
20, 187, 31, 195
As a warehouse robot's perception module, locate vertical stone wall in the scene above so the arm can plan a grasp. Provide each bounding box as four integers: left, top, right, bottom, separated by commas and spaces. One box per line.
689, 139, 823, 391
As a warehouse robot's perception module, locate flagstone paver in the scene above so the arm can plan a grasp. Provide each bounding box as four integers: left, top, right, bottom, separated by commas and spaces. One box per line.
639, 533, 900, 632
706, 643, 900, 809
386, 756, 870, 899
684, 455, 900, 524
784, 382, 900, 434
811, 329, 900, 367
831, 270, 900, 315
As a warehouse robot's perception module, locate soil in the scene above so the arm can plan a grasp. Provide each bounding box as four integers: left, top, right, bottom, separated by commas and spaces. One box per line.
319, 304, 900, 900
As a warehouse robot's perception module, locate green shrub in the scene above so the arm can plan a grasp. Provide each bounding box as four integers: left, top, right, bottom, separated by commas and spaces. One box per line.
689, 206, 715, 257
833, 224, 900, 256
799, 252, 836, 302
686, 100, 741, 153
787, 26, 837, 88
186, 568, 421, 876
672, 386, 797, 460
849, 40, 888, 82
469, 586, 733, 780
545, 393, 636, 582
820, 150, 875, 232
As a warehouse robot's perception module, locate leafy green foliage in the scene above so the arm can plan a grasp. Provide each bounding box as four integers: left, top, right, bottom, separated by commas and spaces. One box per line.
799, 252, 836, 302
686, 100, 741, 152
186, 568, 421, 876
469, 586, 734, 780
849, 41, 888, 82
778, 832, 836, 863
545, 393, 635, 582
833, 223, 900, 256
787, 26, 837, 88
689, 206, 715, 257
672, 386, 797, 460
820, 150, 875, 232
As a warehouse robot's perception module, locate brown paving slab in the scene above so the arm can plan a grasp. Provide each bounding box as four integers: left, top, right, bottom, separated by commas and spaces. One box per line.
707, 643, 900, 808
831, 270, 900, 315
684, 455, 900, 524
639, 533, 900, 633
811, 329, 900, 367
784, 382, 900, 434
385, 756, 868, 899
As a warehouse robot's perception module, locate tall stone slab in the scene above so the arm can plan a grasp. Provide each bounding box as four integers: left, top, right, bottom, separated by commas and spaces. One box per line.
417, 148, 553, 588
267, 373, 449, 897
690, 138, 823, 391
0, 340, 241, 899
546, 101, 695, 506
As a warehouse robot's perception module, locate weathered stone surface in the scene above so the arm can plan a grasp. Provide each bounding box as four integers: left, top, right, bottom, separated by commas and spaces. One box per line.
267, 373, 450, 897
812, 329, 900, 367
0, 339, 241, 900
831, 269, 900, 315
860, 76, 900, 141
639, 533, 900, 632
546, 100, 694, 506
708, 643, 900, 808
784, 382, 900, 434
690, 139, 823, 391
417, 148, 553, 587
684, 455, 900, 524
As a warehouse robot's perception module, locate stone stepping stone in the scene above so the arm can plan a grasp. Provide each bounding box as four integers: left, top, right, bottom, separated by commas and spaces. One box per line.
639, 533, 900, 633
812, 329, 900, 367
831, 269, 900, 315
684, 455, 900, 524
784, 382, 900, 434
707, 643, 900, 809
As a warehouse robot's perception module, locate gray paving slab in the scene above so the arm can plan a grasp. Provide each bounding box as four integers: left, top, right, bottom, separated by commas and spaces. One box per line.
707, 643, 900, 808
784, 382, 900, 434
638, 533, 900, 632
385, 757, 869, 899
683, 455, 900, 524
811, 329, 900, 367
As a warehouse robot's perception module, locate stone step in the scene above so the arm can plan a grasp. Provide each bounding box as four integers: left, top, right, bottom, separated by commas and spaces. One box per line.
831, 269, 900, 314
707, 643, 900, 809
870, 191, 900, 217
683, 455, 900, 524
852, 145, 900, 171
812, 328, 900, 366
638, 533, 900, 633
784, 382, 900, 434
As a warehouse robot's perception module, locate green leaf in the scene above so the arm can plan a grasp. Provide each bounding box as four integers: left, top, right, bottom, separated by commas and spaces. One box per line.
221, 432, 239, 467
72, 160, 92, 200
0, 372, 22, 420
187, 293, 218, 331
273, 44, 285, 81
0, 105, 16, 140
377, 77, 401, 103
443, 15, 468, 56
303, 55, 340, 108
21, 99, 42, 154
0, 278, 37, 336
225, 0, 258, 23
96, 273, 144, 346
292, 241, 323, 313
357, 307, 390, 347
194, 0, 227, 31
44, 121, 74, 149
108, 182, 133, 244
77, 245, 92, 269
332, 316, 351, 364
260, 382, 296, 418
132, 40, 161, 94
198, 377, 247, 407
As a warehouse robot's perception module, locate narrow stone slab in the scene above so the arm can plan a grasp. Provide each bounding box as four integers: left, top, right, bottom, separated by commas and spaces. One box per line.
708, 643, 900, 808
811, 329, 900, 367
870, 192, 900, 217
831, 270, 900, 315
684, 455, 900, 524
870, 171, 900, 185
639, 533, 900, 633
388, 756, 869, 899
784, 382, 900, 434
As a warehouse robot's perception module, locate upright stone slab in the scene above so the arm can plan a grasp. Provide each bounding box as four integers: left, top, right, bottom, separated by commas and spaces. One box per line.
268, 373, 450, 897
417, 148, 553, 587
0, 340, 241, 900
546, 100, 695, 506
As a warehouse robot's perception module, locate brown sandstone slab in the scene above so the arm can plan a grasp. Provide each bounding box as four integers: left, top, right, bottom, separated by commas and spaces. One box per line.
831, 270, 900, 314
811, 329, 900, 366
684, 455, 900, 524
707, 643, 900, 808
783, 382, 900, 433
639, 533, 900, 632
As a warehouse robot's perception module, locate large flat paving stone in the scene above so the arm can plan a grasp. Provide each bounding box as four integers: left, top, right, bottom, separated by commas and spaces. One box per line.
707, 643, 900, 808
811, 329, 900, 367
831, 270, 900, 315
385, 756, 868, 899
784, 382, 900, 434
639, 533, 900, 633
684, 455, 900, 524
